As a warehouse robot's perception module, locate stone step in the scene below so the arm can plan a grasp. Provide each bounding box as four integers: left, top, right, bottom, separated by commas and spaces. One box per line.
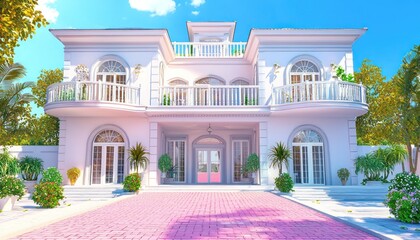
63, 184, 127, 200
290, 186, 389, 202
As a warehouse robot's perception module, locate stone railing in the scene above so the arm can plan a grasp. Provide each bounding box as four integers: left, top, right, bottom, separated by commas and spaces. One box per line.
172, 42, 246, 58
46, 81, 141, 105
272, 81, 366, 105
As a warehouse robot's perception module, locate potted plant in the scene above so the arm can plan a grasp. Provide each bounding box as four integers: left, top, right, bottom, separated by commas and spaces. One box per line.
0, 176, 25, 211
128, 143, 149, 173
19, 156, 44, 193
244, 153, 260, 184
67, 167, 81, 186
158, 154, 173, 183
337, 168, 350, 185
0, 150, 24, 211
269, 142, 294, 192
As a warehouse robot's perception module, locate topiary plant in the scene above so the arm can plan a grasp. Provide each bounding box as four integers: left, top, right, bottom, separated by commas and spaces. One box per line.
40, 167, 63, 185
66, 167, 81, 186
244, 153, 260, 174
0, 176, 25, 200
158, 154, 173, 178
275, 173, 294, 193
337, 168, 350, 185
123, 173, 141, 192
32, 182, 64, 208
19, 156, 44, 181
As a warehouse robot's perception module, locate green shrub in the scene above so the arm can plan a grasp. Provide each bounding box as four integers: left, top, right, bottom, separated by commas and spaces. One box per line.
244, 153, 260, 173
32, 182, 64, 208
40, 167, 63, 185
123, 173, 141, 192
354, 153, 384, 181
0, 176, 25, 200
0, 150, 20, 177
19, 156, 44, 181
384, 172, 420, 223
275, 173, 294, 193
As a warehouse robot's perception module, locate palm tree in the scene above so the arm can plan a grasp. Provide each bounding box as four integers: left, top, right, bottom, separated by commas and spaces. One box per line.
128, 143, 149, 173
269, 142, 291, 176
382, 145, 407, 179
0, 63, 33, 139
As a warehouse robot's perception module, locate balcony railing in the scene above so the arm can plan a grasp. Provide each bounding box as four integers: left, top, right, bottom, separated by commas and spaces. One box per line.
46, 81, 141, 105
272, 81, 366, 105
172, 42, 246, 58
159, 85, 259, 106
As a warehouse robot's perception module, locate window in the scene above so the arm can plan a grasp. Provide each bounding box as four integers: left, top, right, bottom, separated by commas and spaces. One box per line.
195, 77, 225, 85
292, 129, 325, 185
290, 60, 320, 84
167, 139, 186, 182
232, 140, 250, 182
96, 60, 127, 102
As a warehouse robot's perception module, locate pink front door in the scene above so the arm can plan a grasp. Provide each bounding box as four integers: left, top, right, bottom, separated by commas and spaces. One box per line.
197, 150, 221, 183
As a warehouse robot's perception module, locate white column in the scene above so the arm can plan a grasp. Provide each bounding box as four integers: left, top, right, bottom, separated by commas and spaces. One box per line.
147, 122, 159, 186
57, 118, 68, 183
150, 57, 160, 106
348, 119, 358, 185
259, 121, 269, 185
345, 52, 354, 74
257, 60, 268, 106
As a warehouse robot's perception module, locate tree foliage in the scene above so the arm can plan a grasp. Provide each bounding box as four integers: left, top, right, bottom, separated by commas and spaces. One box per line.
0, 63, 33, 146
31, 69, 63, 108
356, 46, 420, 173
0, 0, 48, 65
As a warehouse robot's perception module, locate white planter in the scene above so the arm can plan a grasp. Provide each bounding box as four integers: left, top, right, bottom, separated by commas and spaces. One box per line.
161, 172, 166, 178
365, 181, 382, 186
24, 180, 37, 193
0, 196, 18, 212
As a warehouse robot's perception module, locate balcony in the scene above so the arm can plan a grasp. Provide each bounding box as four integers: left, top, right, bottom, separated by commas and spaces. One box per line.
47, 81, 141, 105
159, 85, 259, 106
272, 81, 366, 104
172, 42, 246, 58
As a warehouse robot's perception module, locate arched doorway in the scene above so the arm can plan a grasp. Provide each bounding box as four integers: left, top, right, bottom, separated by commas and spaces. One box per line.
292, 129, 325, 185
193, 135, 225, 183
91, 130, 125, 184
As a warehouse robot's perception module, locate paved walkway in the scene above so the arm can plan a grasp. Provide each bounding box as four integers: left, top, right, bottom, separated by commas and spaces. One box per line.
9, 192, 378, 239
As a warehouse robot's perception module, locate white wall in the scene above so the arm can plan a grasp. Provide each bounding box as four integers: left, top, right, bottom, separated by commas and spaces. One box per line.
58, 117, 150, 185
1, 146, 58, 179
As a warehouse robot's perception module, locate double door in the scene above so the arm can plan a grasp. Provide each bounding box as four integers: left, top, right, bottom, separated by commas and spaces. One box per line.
196, 149, 221, 183
92, 145, 125, 184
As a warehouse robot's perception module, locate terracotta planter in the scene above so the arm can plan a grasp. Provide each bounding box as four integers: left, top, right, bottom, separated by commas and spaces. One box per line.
0, 196, 18, 212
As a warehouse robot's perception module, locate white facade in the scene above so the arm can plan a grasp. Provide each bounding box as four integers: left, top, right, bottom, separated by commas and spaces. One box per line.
46, 22, 368, 186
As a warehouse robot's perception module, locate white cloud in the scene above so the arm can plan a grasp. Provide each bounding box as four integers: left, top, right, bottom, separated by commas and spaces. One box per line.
36, 0, 59, 23
129, 0, 176, 16
191, 0, 205, 8
192, 11, 199, 16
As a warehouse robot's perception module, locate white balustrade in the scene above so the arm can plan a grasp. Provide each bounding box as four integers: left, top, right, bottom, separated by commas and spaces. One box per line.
46, 81, 141, 105
272, 81, 366, 105
159, 85, 259, 106
172, 42, 246, 58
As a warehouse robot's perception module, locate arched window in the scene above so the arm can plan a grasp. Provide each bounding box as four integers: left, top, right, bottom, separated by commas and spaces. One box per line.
92, 130, 125, 184
292, 129, 325, 185
169, 79, 188, 86
195, 77, 225, 85
290, 60, 320, 84
231, 79, 249, 85
96, 60, 127, 85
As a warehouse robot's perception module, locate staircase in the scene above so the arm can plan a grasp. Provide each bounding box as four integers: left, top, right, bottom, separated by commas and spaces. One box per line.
142, 184, 272, 192
290, 185, 389, 202
63, 184, 130, 201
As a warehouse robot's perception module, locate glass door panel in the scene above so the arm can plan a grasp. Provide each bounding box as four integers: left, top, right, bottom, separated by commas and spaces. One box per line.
105, 146, 114, 184
197, 150, 208, 183
312, 146, 325, 184
92, 146, 102, 184
293, 146, 301, 184
197, 149, 222, 183
210, 150, 221, 183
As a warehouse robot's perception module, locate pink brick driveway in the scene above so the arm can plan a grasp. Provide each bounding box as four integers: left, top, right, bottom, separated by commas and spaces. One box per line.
13, 192, 378, 239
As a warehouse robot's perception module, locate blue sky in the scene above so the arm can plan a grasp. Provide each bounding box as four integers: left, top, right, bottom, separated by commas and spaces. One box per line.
15, 0, 420, 86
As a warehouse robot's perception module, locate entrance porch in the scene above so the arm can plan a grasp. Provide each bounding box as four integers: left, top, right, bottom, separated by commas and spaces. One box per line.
152, 122, 261, 185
